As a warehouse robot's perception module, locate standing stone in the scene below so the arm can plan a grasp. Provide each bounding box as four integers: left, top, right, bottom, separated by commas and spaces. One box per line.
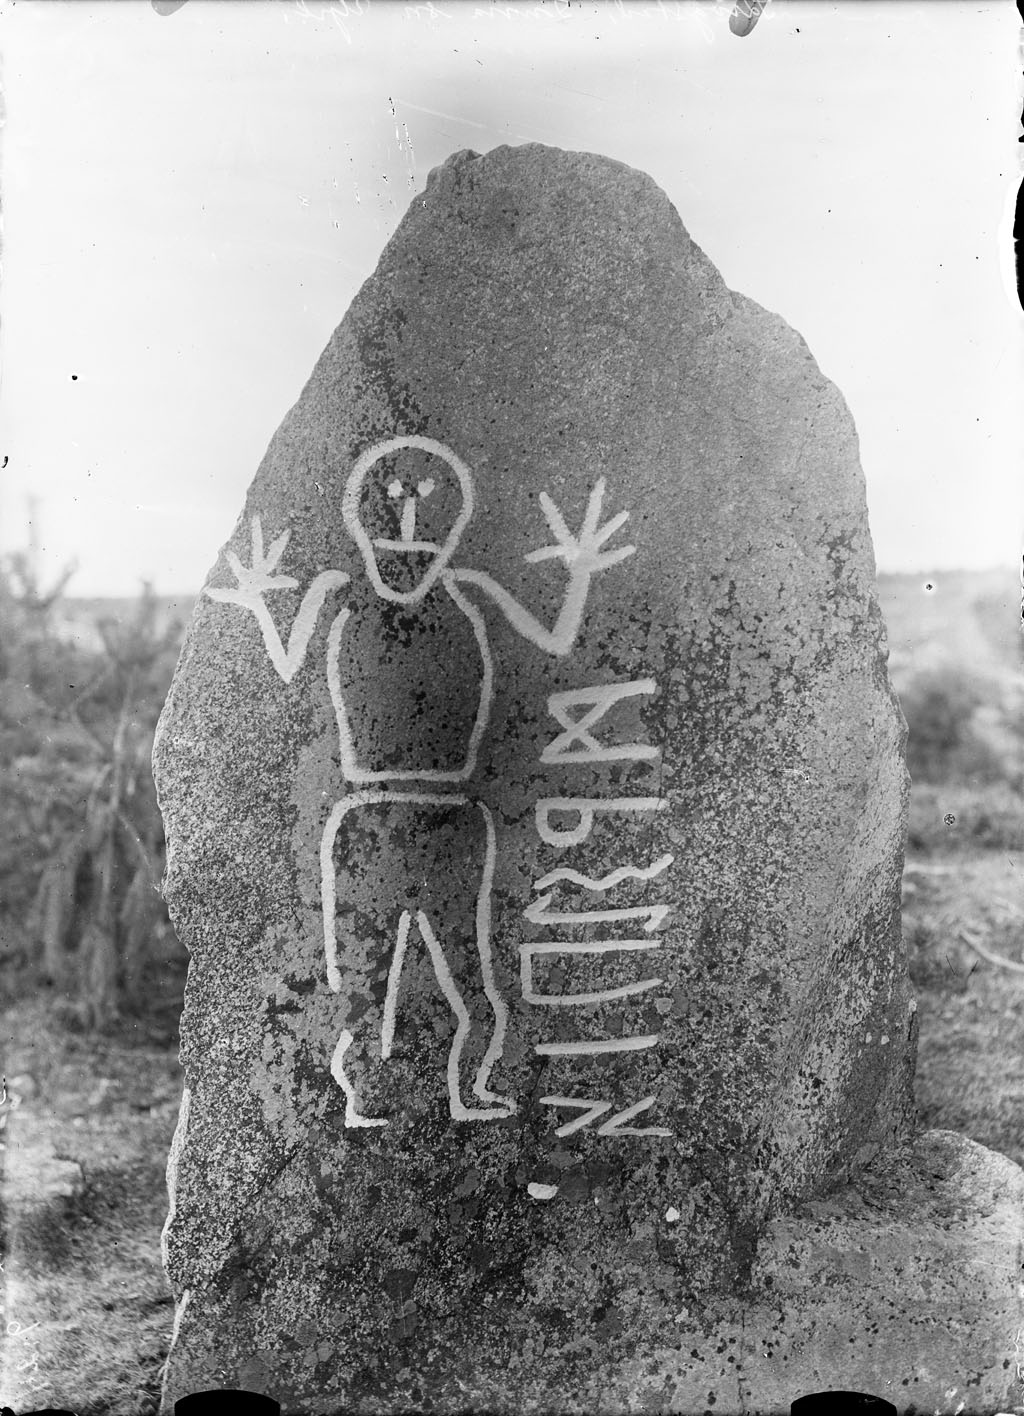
155, 146, 1016, 1413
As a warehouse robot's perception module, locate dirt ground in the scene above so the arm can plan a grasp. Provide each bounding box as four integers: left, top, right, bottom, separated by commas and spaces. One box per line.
905, 843, 1024, 1171
0, 998, 182, 1415
2, 826, 1022, 1414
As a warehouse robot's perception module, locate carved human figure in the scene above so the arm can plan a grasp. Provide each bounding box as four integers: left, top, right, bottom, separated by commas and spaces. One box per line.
207, 436, 634, 1127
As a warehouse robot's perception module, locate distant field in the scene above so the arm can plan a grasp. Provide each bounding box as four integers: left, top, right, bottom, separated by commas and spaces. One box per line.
878, 566, 1021, 683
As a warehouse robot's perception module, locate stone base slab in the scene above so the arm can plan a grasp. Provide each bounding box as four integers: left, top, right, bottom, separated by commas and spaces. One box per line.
716, 1129, 1024, 1414
161, 1130, 1024, 1414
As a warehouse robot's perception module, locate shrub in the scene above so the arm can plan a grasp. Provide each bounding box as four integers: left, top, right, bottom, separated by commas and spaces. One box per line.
907, 781, 1024, 855
899, 664, 1019, 787
0, 558, 185, 1027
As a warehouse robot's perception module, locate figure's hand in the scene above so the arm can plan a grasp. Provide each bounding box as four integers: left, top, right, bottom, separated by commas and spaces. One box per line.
207, 516, 300, 605
205, 516, 349, 681
525, 479, 635, 577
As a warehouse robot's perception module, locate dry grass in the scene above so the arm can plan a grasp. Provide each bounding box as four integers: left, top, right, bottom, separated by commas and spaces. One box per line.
903, 848, 1024, 1169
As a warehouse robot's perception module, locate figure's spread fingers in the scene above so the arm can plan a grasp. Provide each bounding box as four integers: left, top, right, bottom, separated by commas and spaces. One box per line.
595, 508, 630, 546
266, 529, 292, 569
582, 478, 607, 535
226, 550, 245, 578
538, 491, 573, 546
524, 544, 570, 565
597, 543, 636, 568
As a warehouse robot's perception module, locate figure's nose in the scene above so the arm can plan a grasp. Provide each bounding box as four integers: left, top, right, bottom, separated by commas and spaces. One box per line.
387, 475, 435, 545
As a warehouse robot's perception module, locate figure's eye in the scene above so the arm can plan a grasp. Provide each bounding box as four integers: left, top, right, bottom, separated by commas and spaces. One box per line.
387, 479, 403, 499
417, 478, 436, 498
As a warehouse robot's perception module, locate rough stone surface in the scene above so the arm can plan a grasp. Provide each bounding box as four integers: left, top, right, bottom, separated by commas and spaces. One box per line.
155, 144, 930, 1411
737, 1129, 1024, 1414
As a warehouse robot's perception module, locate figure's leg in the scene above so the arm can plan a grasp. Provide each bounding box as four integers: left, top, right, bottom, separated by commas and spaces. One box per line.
413, 802, 512, 1120
330, 1028, 387, 1129
380, 909, 412, 1063
467, 802, 509, 1107
415, 910, 513, 1122
326, 908, 417, 1129
324, 793, 512, 1124
323, 794, 414, 1128
321, 796, 351, 998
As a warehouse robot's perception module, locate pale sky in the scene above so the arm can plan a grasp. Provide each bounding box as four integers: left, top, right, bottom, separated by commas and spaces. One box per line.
1, 0, 1021, 596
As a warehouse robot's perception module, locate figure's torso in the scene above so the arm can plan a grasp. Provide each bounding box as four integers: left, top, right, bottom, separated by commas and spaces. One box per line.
330, 577, 489, 782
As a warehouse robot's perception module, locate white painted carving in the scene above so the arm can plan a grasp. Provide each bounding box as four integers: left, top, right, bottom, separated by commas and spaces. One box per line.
595, 1096, 673, 1137
520, 938, 663, 1007
415, 910, 511, 1122
379, 909, 413, 1063
343, 436, 475, 604
533, 855, 674, 893
206, 436, 641, 1127
206, 516, 349, 684
330, 1027, 387, 1129
524, 896, 670, 932
452, 477, 634, 658
539, 1095, 614, 1136
325, 576, 494, 783
321, 789, 508, 1126
535, 796, 668, 848
319, 789, 466, 996
541, 680, 659, 763
208, 439, 632, 694
540, 1094, 672, 1138
534, 1035, 660, 1056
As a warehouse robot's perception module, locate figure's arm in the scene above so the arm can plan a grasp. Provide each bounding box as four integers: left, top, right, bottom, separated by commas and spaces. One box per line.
452, 479, 634, 657
206, 516, 349, 683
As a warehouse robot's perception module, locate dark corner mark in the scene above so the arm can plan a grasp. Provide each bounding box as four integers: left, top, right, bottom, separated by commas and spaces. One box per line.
152, 0, 189, 14
0, 1392, 280, 1415
4, 1409, 78, 1415
175, 1392, 279, 1415
790, 1393, 897, 1415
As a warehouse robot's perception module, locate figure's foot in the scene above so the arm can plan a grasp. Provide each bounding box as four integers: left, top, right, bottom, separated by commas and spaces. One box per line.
452, 1096, 516, 1123
332, 1028, 388, 1129
344, 1102, 388, 1130
473, 1062, 516, 1110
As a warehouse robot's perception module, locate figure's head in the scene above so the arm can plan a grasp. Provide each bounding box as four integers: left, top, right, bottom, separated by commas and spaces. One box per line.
342, 437, 474, 603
